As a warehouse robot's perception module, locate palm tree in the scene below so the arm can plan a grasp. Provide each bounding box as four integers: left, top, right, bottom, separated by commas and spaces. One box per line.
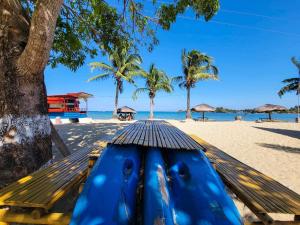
88, 46, 142, 118
133, 64, 173, 119
174, 49, 218, 119
278, 57, 300, 121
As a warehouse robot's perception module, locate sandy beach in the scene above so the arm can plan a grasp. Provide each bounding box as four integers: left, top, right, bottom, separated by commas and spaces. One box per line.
53, 119, 300, 218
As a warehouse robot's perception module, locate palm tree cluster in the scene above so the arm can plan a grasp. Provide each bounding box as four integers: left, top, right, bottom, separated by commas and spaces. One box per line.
88, 45, 142, 118
133, 64, 173, 119
89, 46, 218, 119
174, 49, 219, 119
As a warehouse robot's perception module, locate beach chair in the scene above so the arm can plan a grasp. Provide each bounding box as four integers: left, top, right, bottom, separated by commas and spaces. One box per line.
190, 135, 300, 225
0, 141, 107, 225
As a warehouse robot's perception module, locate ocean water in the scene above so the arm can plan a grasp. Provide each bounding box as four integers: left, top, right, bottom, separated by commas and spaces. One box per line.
88, 111, 298, 122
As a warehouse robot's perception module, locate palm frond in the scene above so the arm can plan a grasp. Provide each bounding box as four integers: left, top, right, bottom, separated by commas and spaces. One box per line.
291, 57, 300, 71
171, 76, 183, 83
89, 62, 113, 72
282, 77, 299, 83
156, 81, 173, 93
193, 72, 219, 81
179, 49, 218, 89
179, 81, 187, 89
126, 54, 142, 65
132, 88, 149, 100
278, 83, 298, 97
210, 65, 219, 76
87, 73, 110, 82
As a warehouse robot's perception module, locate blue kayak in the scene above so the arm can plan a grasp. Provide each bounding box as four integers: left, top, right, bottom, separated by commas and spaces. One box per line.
143, 148, 173, 225
70, 144, 141, 225
168, 150, 242, 225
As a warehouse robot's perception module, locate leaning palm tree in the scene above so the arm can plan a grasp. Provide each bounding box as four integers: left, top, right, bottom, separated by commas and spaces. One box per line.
88, 46, 142, 118
174, 49, 218, 119
278, 57, 300, 121
133, 64, 173, 119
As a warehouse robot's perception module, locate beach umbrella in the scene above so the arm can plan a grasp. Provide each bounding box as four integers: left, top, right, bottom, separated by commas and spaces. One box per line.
254, 104, 287, 120
192, 104, 216, 121
117, 106, 136, 114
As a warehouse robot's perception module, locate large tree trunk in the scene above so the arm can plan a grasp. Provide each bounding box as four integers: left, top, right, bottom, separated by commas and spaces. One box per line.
112, 80, 120, 118
149, 96, 154, 119
186, 86, 192, 119
0, 0, 63, 187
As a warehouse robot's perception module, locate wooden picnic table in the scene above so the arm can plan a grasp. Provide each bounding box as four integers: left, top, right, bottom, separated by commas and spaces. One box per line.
112, 120, 203, 150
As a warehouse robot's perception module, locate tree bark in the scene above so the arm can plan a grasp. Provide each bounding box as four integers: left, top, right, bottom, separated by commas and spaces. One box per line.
149, 96, 154, 119
113, 80, 120, 118
0, 0, 64, 187
186, 86, 192, 119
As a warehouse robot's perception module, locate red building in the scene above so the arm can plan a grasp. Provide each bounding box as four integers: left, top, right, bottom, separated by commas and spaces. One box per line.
47, 92, 93, 118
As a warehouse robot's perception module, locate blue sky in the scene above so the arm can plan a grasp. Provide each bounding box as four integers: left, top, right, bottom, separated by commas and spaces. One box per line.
45, 0, 300, 111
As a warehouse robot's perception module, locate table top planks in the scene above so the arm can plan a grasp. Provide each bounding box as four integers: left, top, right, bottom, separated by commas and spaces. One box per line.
112, 120, 204, 151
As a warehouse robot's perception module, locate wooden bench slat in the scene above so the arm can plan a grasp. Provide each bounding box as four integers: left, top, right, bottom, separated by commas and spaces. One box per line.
3, 154, 88, 203
218, 164, 290, 213
0, 150, 87, 196
154, 122, 163, 148
24, 159, 87, 205
0, 147, 93, 210
190, 134, 300, 215
131, 121, 145, 144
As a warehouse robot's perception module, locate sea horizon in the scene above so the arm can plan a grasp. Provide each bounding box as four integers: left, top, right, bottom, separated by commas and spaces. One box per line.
87, 111, 298, 122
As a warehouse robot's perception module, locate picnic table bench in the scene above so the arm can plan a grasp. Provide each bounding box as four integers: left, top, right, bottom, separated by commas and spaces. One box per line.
190, 134, 300, 225
0, 141, 107, 225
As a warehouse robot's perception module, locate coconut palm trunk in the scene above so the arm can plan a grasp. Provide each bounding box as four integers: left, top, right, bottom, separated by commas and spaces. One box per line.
113, 81, 120, 118
0, 0, 63, 186
297, 93, 299, 122
150, 96, 154, 119
186, 86, 192, 119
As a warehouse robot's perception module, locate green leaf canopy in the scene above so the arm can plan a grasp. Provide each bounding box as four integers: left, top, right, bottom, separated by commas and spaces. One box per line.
20, 0, 219, 71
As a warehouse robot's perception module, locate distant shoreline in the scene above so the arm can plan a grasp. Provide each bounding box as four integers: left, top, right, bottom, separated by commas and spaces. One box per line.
86, 111, 298, 122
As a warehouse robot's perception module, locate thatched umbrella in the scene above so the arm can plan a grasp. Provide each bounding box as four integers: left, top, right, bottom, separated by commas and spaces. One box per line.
117, 106, 136, 121
254, 104, 287, 120
192, 104, 216, 121
117, 106, 136, 114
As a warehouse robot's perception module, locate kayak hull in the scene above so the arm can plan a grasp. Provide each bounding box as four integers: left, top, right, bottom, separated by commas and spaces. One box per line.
168, 150, 242, 225
143, 148, 173, 225
70, 145, 241, 225
70, 145, 141, 225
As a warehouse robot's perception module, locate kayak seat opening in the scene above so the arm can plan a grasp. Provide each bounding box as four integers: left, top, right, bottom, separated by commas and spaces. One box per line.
123, 158, 134, 177
170, 161, 190, 180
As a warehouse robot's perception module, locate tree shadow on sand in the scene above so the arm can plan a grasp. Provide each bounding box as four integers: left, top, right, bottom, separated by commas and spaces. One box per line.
253, 126, 300, 140
52, 123, 129, 160
256, 143, 300, 154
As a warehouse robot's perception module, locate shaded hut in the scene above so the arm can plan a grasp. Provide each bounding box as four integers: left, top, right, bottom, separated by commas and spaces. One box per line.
192, 104, 216, 121
117, 106, 136, 121
254, 104, 287, 121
